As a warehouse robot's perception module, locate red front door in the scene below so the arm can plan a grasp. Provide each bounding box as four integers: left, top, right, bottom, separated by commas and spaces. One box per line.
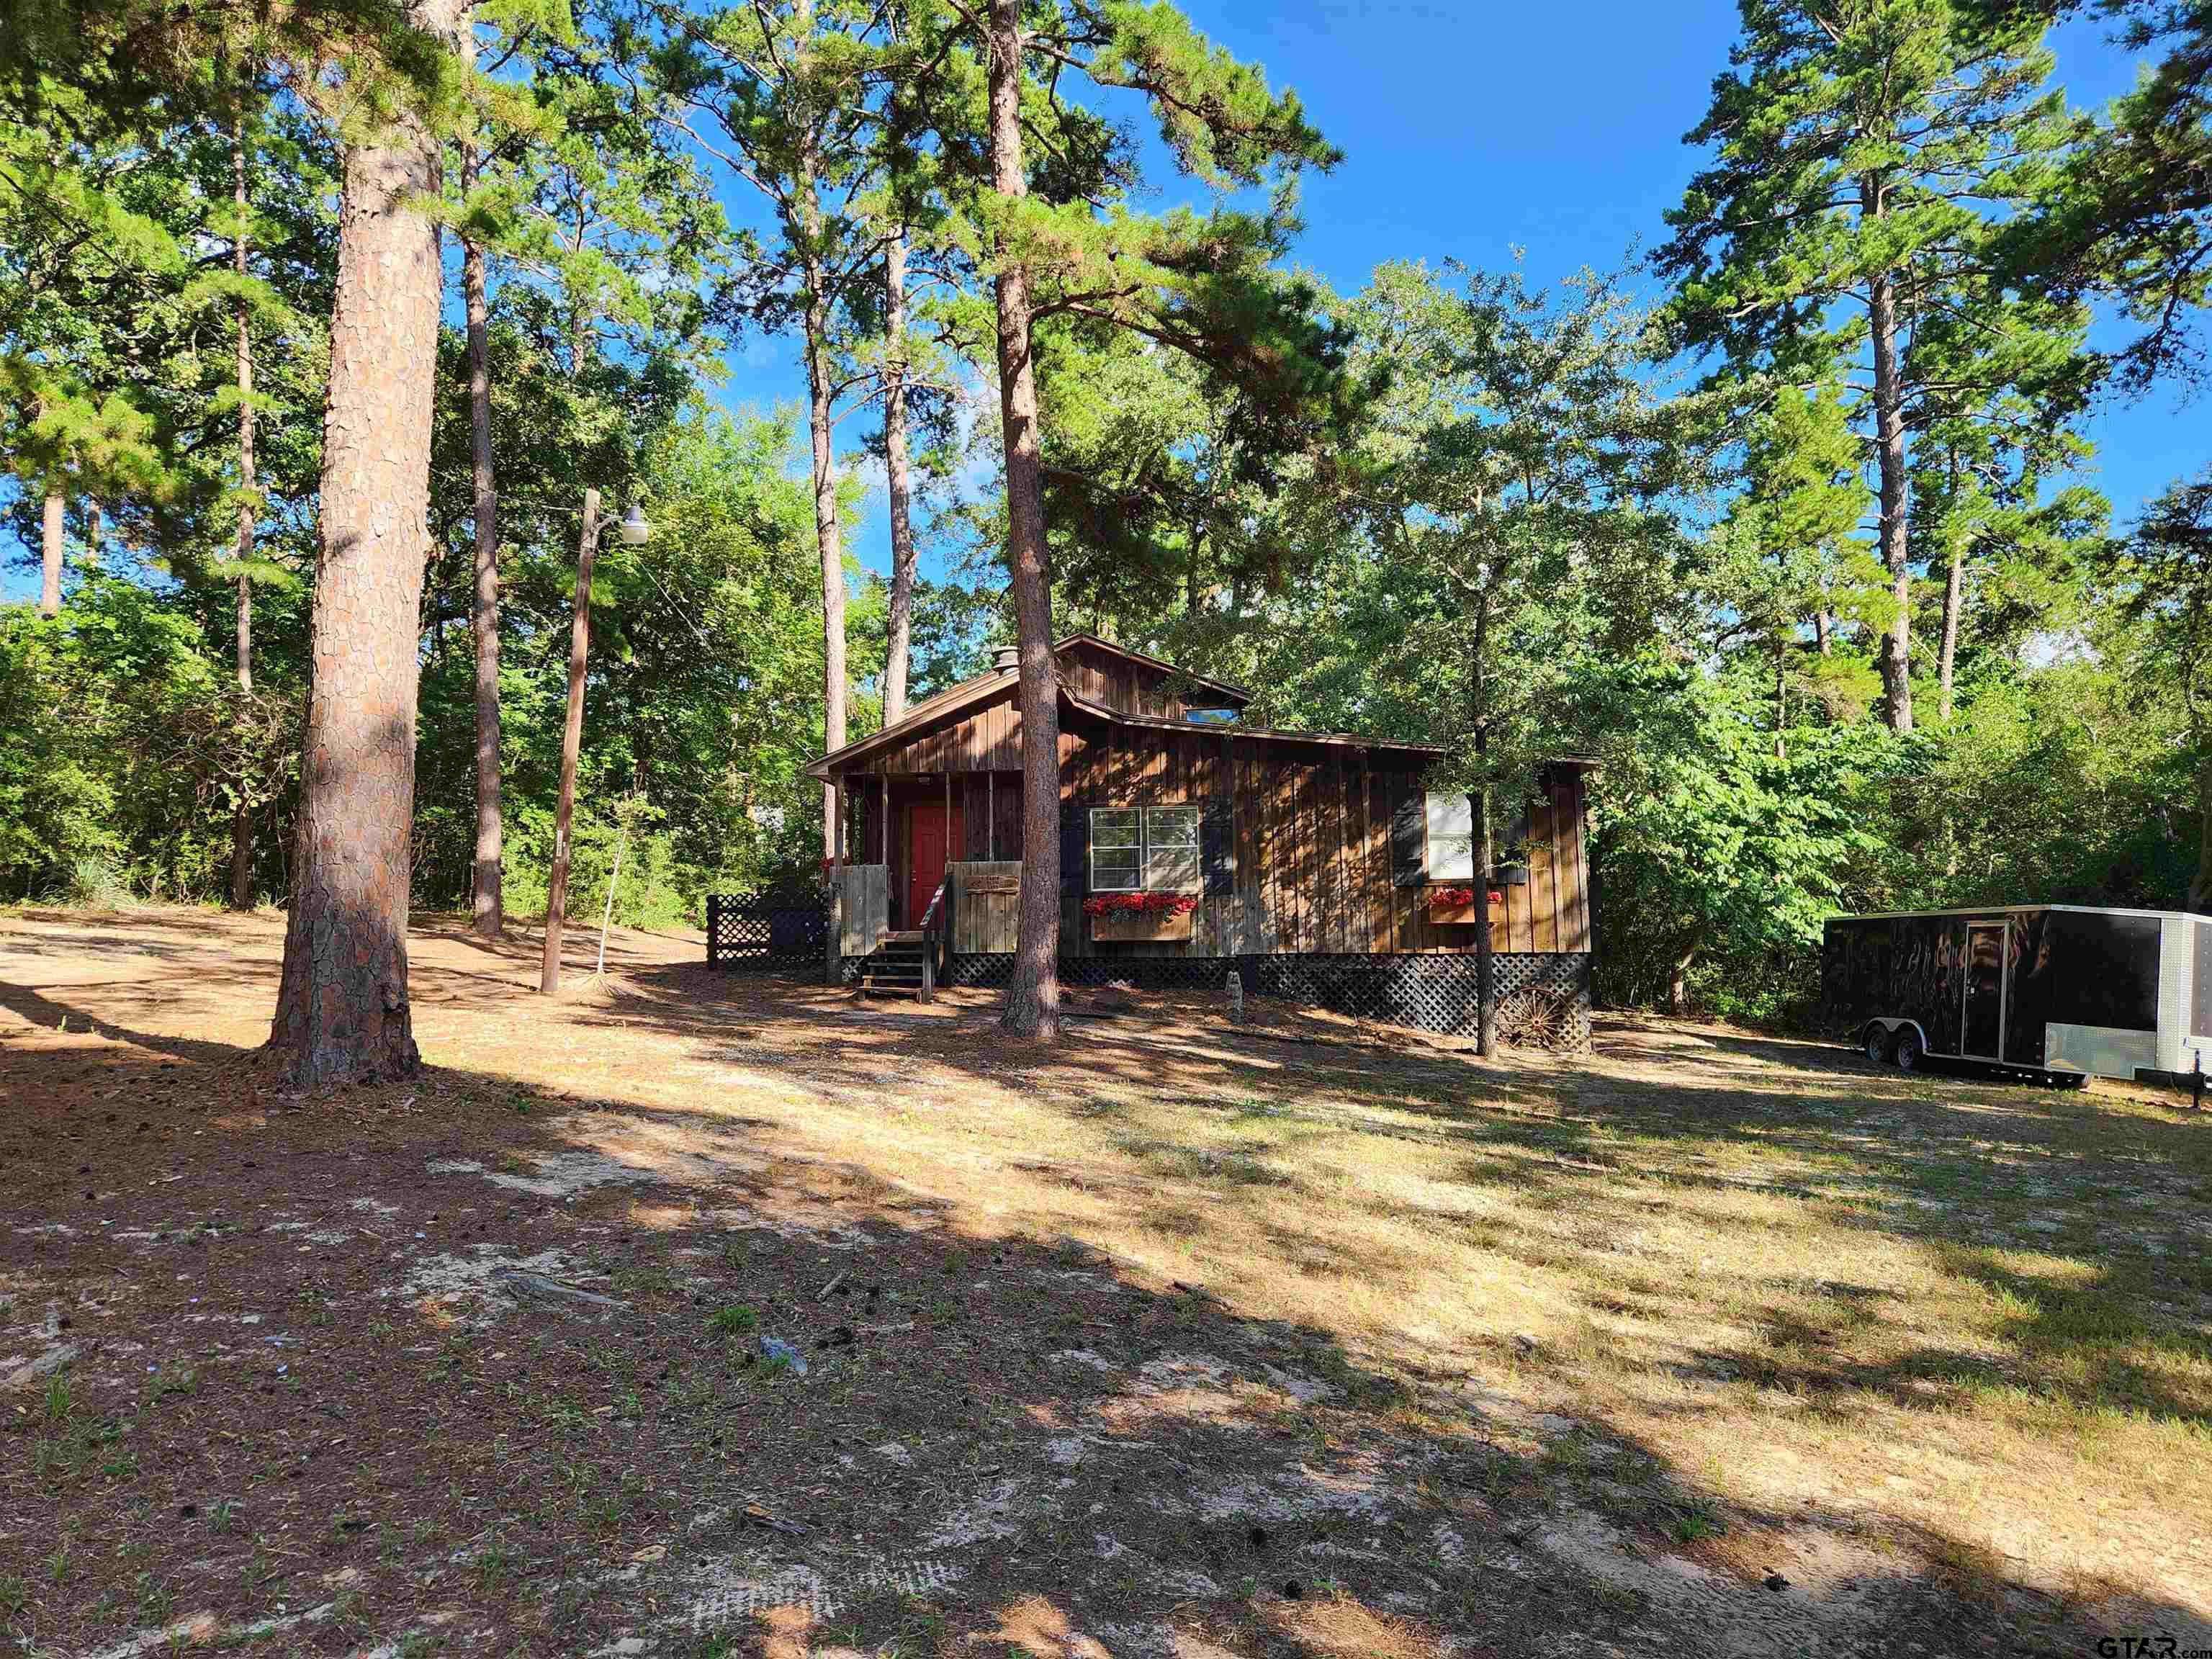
907, 801, 962, 924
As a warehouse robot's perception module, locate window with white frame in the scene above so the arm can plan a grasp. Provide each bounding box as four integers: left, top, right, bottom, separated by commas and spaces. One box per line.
1089, 805, 1203, 893
1424, 791, 1476, 881
1146, 806, 1201, 892
1089, 809, 1141, 891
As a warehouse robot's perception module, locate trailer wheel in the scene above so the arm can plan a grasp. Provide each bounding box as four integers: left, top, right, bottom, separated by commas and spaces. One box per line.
1893, 1028, 1924, 1072
1863, 1025, 1891, 1065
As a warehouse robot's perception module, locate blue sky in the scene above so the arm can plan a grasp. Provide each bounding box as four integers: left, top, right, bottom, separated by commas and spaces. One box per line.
7, 1, 2202, 601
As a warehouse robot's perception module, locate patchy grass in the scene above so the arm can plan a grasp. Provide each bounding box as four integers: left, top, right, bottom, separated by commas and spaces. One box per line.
2, 907, 2209, 1656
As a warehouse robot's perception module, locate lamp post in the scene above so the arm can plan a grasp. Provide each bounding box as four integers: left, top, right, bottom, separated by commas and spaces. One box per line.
540, 490, 649, 994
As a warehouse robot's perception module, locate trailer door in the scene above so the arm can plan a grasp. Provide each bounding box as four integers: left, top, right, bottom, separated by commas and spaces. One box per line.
1963, 922, 2006, 1059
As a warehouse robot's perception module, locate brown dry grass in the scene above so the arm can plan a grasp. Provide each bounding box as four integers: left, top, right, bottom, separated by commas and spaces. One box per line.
3, 906, 2209, 1658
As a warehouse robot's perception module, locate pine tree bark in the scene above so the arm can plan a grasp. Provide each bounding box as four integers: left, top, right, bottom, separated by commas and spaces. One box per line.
1938, 531, 1964, 724
986, 0, 1061, 1043
230, 110, 258, 910
1868, 258, 1914, 733
795, 123, 846, 859
882, 228, 918, 725
1774, 630, 1789, 758
1473, 783, 1497, 1058
1470, 588, 1495, 1058
2192, 753, 2212, 915
464, 213, 503, 938
540, 487, 599, 996
269, 0, 462, 1085
40, 482, 63, 616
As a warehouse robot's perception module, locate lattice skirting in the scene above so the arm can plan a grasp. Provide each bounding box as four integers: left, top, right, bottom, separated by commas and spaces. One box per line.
941, 956, 1243, 992
705, 892, 1590, 1049
941, 952, 1591, 1049
704, 893, 830, 974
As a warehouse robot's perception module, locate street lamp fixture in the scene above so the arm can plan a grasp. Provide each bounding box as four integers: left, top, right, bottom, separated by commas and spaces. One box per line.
618, 503, 652, 546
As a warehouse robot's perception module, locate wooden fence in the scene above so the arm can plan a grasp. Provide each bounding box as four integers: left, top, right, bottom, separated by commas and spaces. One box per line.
704, 891, 827, 970
837, 863, 889, 956
950, 861, 1023, 954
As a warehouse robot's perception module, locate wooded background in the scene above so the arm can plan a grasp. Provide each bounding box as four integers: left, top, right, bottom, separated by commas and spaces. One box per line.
5, 0, 2211, 1030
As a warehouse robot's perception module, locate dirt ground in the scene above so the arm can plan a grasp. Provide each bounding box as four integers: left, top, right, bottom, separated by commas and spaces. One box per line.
3, 907, 2209, 1659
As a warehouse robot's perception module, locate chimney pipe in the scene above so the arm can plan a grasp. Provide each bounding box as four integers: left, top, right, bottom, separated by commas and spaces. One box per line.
994, 645, 1020, 675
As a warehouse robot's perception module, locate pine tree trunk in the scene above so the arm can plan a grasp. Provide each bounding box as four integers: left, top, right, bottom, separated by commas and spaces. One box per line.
1938, 531, 1964, 724
796, 140, 846, 859
464, 222, 503, 938
986, 0, 1061, 1043
2192, 753, 2212, 915
1470, 595, 1495, 1058
268, 0, 460, 1085
883, 228, 917, 725
1814, 606, 1832, 655
1473, 783, 1497, 1058
86, 500, 102, 557
541, 487, 600, 996
1774, 630, 1788, 759
1867, 260, 1913, 733
230, 111, 258, 911
40, 482, 63, 616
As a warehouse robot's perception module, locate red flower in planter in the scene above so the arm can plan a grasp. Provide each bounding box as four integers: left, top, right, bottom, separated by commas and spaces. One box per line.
1083, 892, 1200, 917
1428, 886, 1504, 909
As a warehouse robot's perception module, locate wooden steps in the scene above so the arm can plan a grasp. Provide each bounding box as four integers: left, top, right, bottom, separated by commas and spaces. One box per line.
859, 934, 931, 999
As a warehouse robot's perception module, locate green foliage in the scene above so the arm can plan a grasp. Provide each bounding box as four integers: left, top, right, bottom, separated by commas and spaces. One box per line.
415, 406, 831, 922
0, 575, 296, 901
1660, 1, 2071, 387
4, 0, 2208, 1051
2013, 0, 2212, 389
1591, 661, 1900, 1022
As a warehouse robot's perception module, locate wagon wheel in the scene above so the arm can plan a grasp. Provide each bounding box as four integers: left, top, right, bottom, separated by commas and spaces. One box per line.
1495, 983, 1574, 1051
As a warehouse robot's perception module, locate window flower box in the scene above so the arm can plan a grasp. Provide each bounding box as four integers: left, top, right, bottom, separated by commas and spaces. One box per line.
1426, 885, 1504, 926
1085, 891, 1198, 941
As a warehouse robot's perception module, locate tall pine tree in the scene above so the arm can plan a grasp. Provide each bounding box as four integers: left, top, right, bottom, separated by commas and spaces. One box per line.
1660, 0, 2074, 732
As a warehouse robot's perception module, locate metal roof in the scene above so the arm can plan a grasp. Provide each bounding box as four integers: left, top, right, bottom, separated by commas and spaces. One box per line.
1058, 689, 1445, 755
1829, 904, 2207, 925
1054, 632, 1251, 705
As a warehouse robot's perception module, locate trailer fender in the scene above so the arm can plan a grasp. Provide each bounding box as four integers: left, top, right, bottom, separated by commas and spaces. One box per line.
1859, 1017, 1930, 1069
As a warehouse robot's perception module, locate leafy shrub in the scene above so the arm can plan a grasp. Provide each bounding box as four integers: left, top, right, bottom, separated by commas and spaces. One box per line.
63, 856, 131, 909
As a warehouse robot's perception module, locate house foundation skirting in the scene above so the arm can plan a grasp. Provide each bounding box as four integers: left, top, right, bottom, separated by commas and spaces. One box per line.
938, 951, 1592, 1049
706, 892, 1591, 1048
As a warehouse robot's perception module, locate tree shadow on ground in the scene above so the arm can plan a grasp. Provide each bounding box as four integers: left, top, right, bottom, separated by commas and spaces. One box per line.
606, 963, 2212, 1272
4, 954, 2208, 1656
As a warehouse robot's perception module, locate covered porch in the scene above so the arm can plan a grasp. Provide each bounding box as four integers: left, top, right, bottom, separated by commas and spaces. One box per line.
819, 772, 1028, 999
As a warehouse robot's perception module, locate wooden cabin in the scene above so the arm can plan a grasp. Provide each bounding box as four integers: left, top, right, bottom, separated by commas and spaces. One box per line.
801, 635, 1596, 1042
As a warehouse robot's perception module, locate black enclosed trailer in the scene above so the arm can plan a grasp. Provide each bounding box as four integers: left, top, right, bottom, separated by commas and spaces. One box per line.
1822, 905, 2211, 1082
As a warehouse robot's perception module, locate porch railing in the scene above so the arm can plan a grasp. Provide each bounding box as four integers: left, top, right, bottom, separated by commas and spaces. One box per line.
917, 875, 950, 1001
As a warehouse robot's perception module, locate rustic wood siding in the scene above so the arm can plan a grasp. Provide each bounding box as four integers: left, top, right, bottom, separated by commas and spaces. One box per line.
1058, 640, 1192, 719
858, 688, 1022, 774
837, 703, 1590, 960
1047, 721, 1589, 960
950, 860, 1023, 953
837, 864, 889, 954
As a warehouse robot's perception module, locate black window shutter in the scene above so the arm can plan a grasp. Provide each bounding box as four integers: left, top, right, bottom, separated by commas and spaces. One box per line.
1391, 786, 1426, 888
1060, 802, 1088, 894
1202, 796, 1234, 896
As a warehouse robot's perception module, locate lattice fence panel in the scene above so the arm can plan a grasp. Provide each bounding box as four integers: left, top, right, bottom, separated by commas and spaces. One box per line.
943, 954, 1014, 989
947, 956, 1262, 993
937, 950, 1591, 1048
706, 892, 830, 973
